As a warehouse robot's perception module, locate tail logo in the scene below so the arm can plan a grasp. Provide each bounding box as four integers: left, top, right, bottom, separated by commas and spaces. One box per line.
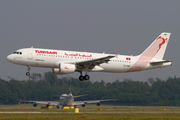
127, 33, 170, 72
157, 36, 168, 52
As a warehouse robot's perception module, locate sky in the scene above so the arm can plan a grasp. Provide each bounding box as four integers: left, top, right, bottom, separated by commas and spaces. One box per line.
0, 0, 180, 82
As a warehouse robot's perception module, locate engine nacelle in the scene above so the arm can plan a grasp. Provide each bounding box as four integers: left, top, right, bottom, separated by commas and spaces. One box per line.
96, 103, 100, 106
82, 104, 85, 107
33, 102, 37, 107
56, 105, 59, 109
53, 63, 76, 75
46, 104, 50, 108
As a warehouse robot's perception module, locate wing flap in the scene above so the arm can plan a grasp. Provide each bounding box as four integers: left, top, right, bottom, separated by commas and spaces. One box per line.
75, 55, 115, 70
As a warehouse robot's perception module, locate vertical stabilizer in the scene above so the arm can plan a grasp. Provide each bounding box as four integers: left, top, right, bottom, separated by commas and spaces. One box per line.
140, 32, 171, 60
127, 32, 171, 72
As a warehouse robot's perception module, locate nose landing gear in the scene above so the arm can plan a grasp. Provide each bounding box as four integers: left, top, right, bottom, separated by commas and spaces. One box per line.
26, 72, 30, 76
26, 66, 31, 76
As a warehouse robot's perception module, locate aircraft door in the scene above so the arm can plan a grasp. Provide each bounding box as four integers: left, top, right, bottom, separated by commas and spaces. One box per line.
27, 49, 33, 60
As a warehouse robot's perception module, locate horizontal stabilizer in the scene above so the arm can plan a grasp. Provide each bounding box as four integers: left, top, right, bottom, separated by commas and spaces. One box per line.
73, 94, 88, 98
150, 60, 172, 66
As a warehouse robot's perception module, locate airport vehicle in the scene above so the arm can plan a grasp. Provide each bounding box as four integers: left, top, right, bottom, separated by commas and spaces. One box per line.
7, 32, 172, 81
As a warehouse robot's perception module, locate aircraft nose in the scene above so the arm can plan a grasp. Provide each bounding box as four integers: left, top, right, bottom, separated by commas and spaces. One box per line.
7, 54, 13, 62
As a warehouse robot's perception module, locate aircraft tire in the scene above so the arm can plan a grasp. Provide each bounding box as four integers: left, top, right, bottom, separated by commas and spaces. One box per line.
79, 75, 84, 81
84, 75, 90, 80
26, 72, 30, 76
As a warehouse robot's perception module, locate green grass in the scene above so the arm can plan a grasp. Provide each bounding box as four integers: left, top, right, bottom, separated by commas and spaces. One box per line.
0, 113, 180, 120
1, 104, 180, 119
1, 104, 180, 112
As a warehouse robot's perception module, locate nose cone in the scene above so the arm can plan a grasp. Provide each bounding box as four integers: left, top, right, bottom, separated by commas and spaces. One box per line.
7, 54, 13, 62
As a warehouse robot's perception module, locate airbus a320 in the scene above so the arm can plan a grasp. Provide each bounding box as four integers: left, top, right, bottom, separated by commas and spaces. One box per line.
7, 32, 172, 81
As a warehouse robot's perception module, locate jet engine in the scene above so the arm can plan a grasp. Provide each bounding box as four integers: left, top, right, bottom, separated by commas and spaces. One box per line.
33, 102, 37, 107
52, 63, 76, 75
82, 104, 85, 107
56, 105, 59, 109
96, 103, 100, 106
46, 104, 50, 108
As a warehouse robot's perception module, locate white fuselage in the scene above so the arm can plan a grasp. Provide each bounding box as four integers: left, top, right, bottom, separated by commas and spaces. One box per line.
7, 47, 171, 74
59, 94, 74, 106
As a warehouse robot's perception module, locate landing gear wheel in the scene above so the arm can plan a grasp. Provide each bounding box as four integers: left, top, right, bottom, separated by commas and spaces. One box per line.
26, 66, 31, 76
79, 75, 84, 81
84, 75, 90, 80
26, 72, 30, 76
56, 105, 59, 109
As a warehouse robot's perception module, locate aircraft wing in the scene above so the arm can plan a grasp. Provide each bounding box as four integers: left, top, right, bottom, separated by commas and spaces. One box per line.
25, 101, 60, 106
72, 99, 117, 106
75, 55, 115, 70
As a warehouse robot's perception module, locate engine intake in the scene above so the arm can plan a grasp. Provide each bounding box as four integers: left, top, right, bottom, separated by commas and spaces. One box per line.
82, 104, 85, 107
96, 103, 100, 106
46, 104, 50, 108
33, 102, 37, 107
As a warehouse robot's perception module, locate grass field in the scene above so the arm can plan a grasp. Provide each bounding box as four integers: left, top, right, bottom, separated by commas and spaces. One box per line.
1, 104, 180, 111
0, 104, 180, 120
0, 113, 180, 120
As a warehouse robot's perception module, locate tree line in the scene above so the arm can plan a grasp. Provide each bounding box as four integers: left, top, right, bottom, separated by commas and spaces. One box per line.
0, 72, 179, 106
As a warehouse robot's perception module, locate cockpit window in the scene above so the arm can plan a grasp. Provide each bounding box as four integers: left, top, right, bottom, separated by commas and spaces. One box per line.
13, 52, 22, 55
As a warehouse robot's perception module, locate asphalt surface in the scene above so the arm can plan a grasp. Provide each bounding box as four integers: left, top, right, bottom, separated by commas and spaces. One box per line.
0, 111, 180, 113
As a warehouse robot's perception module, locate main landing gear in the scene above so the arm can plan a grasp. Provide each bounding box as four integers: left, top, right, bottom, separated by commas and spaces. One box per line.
26, 66, 31, 76
79, 73, 90, 81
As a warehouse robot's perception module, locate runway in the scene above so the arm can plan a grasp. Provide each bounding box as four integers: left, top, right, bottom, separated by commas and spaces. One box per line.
1, 105, 180, 114
1, 111, 180, 114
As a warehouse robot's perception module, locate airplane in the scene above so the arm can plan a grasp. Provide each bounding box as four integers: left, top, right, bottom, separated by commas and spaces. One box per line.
7, 32, 172, 81
24, 82, 116, 108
